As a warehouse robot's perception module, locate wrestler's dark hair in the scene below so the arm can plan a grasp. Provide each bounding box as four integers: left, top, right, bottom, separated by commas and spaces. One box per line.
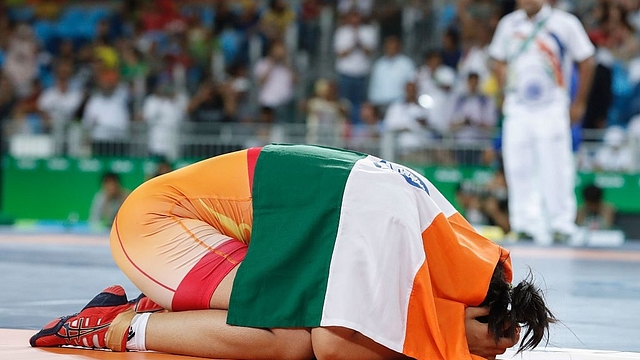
479, 262, 556, 353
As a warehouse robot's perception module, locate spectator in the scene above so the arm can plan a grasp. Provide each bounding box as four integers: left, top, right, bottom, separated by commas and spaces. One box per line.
457, 24, 494, 89
448, 72, 497, 165
82, 70, 131, 157
7, 102, 41, 136
3, 23, 38, 97
73, 43, 97, 91
298, 0, 323, 58
213, 0, 239, 36
147, 160, 173, 180
334, 9, 378, 124
121, 46, 149, 85
254, 41, 296, 122
440, 28, 462, 70
186, 15, 214, 78
403, 0, 436, 58
368, 36, 415, 111
9, 79, 44, 135
260, 0, 296, 52
425, 65, 457, 135
455, 181, 486, 225
140, 0, 184, 33
89, 172, 129, 226
626, 0, 640, 31
576, 184, 616, 230
93, 25, 120, 71
37, 60, 84, 155
587, 2, 638, 128
224, 62, 252, 122
247, 106, 288, 148
184, 77, 239, 158
95, 18, 119, 49
57, 39, 76, 64
455, 0, 501, 46
337, 0, 374, 19
455, 169, 510, 234
602, 3, 640, 62
348, 101, 383, 153
416, 49, 445, 96
234, 2, 262, 65
304, 79, 349, 147
142, 80, 188, 161
155, 160, 173, 177
382, 81, 433, 160
376, 0, 403, 40
593, 125, 635, 172
120, 45, 149, 111
187, 77, 235, 126
480, 168, 511, 234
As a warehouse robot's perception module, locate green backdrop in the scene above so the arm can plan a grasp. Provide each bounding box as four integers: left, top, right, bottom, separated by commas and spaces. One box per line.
2, 156, 640, 221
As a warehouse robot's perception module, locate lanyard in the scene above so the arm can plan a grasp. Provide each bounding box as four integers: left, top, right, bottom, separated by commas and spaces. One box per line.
508, 14, 551, 62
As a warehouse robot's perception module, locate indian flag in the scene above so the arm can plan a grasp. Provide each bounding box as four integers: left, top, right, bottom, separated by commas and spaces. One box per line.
228, 144, 511, 360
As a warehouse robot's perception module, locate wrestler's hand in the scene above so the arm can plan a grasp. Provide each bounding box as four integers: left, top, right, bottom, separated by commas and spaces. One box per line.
465, 306, 520, 359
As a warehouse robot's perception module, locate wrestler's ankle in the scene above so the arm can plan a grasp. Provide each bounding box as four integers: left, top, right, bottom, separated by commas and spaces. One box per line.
106, 308, 136, 352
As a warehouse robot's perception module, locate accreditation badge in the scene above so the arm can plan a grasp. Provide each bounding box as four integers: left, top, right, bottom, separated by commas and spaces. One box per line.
511, 58, 556, 108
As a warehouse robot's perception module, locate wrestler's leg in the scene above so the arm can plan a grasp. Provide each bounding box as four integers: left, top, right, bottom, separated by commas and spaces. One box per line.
113, 213, 247, 312
311, 327, 409, 360
144, 309, 313, 360
120, 235, 311, 359
209, 264, 237, 309
167, 245, 400, 360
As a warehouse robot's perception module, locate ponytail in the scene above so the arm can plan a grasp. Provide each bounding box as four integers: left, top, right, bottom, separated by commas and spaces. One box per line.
480, 263, 557, 353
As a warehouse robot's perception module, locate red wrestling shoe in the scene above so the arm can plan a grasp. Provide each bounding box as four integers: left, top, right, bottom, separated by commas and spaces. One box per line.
29, 285, 136, 351
129, 293, 164, 314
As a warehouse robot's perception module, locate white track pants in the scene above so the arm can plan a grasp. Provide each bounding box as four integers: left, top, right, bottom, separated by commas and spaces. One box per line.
502, 104, 577, 243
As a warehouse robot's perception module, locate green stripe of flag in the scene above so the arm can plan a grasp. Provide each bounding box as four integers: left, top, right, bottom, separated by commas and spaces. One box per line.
227, 144, 366, 328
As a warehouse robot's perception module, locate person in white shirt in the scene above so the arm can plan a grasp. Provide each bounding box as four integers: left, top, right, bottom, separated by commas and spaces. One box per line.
423, 66, 456, 136
37, 60, 84, 155
142, 81, 189, 161
82, 70, 131, 157
383, 81, 433, 160
334, 10, 378, 124
337, 0, 373, 18
449, 72, 497, 165
368, 36, 416, 111
489, 0, 595, 244
456, 24, 494, 93
593, 126, 635, 173
254, 40, 296, 122
416, 49, 444, 96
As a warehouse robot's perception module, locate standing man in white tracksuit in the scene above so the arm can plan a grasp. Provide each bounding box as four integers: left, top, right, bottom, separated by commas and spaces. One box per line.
489, 0, 595, 244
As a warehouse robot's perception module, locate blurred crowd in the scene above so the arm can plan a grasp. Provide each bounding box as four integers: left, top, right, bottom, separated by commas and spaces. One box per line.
0, 0, 640, 170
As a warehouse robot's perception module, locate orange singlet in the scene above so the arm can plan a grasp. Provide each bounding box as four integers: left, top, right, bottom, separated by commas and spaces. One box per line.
110, 148, 260, 311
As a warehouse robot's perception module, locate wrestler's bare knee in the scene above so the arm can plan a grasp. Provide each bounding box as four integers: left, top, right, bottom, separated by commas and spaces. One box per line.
270, 328, 314, 360
312, 327, 355, 360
